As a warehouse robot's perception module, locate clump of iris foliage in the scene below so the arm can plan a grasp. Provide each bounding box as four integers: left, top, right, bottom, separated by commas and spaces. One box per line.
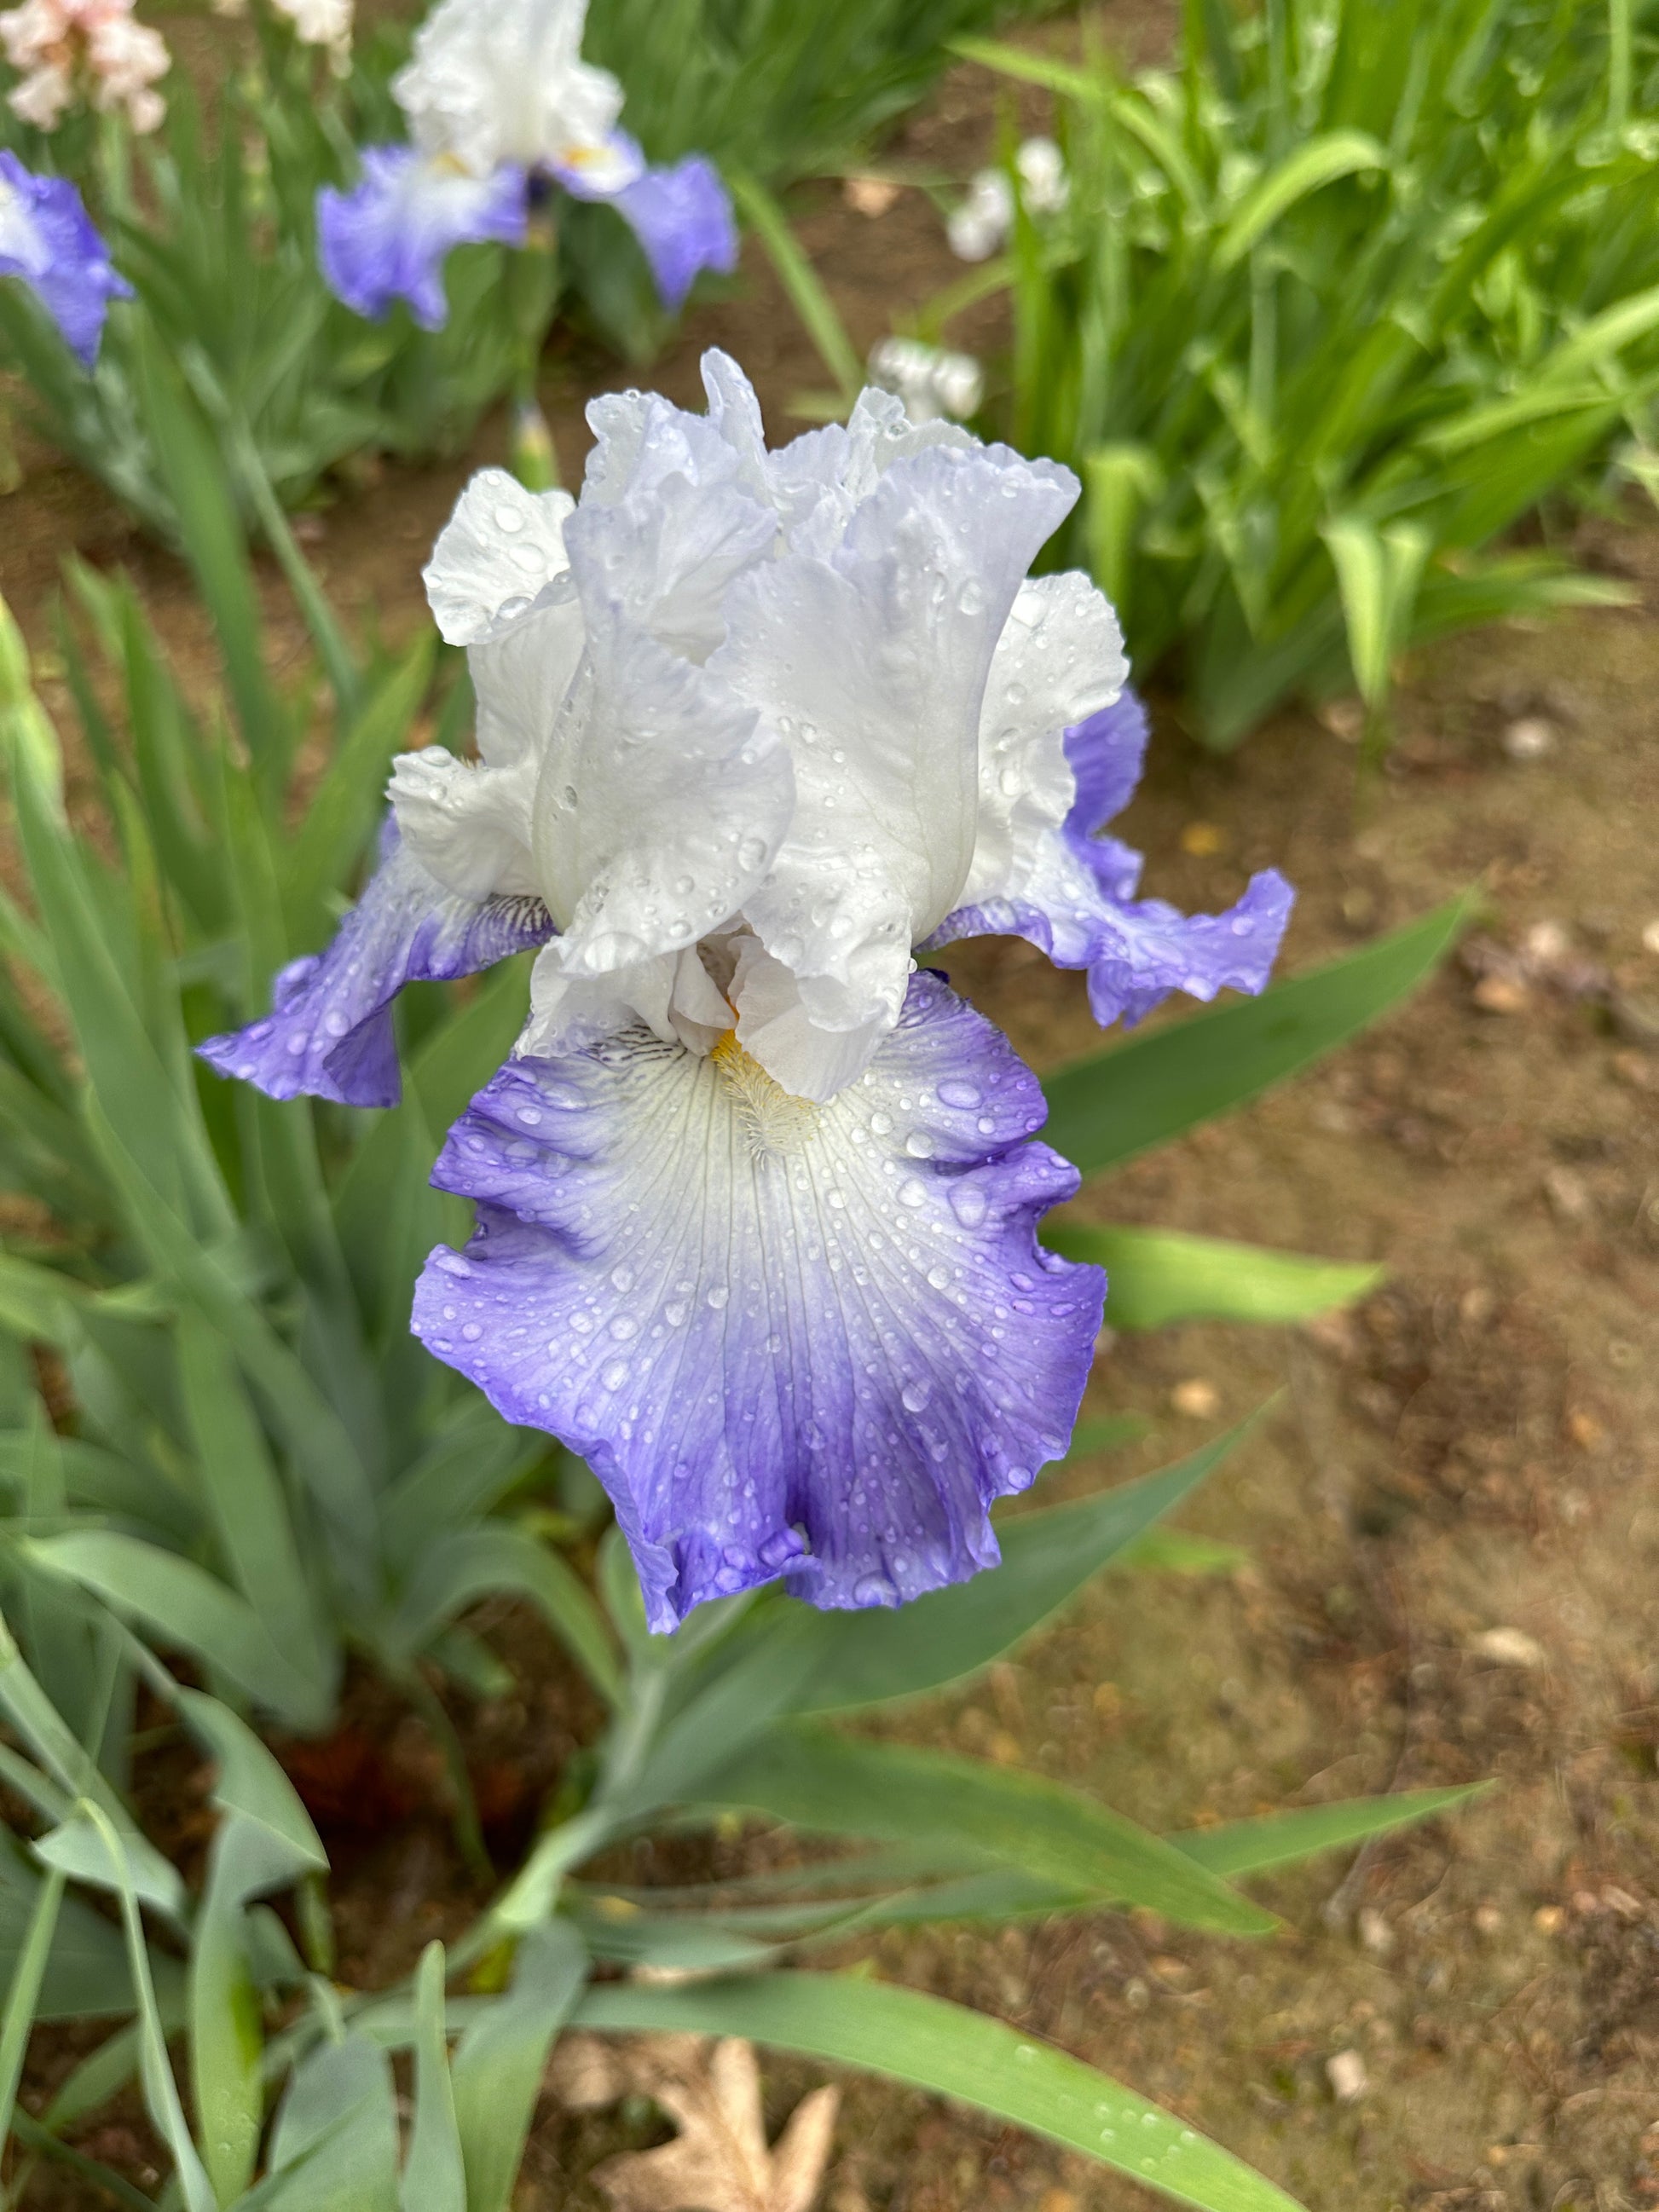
923, 0, 1659, 749
0, 0, 1050, 540
0, 348, 1475, 2207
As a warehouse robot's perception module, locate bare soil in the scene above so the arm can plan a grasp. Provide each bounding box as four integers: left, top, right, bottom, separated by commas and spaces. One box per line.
5, 11, 1659, 2211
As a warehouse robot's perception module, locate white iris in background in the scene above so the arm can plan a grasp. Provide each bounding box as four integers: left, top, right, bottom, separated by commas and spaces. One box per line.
392, 0, 641, 192
948, 136, 1070, 262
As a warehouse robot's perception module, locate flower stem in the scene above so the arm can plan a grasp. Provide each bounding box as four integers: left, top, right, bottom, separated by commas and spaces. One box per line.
507, 212, 562, 492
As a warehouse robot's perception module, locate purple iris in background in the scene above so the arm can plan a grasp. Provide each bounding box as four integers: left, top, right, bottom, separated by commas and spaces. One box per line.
0, 149, 130, 364
201, 351, 1292, 1632
319, 149, 529, 331
317, 0, 737, 329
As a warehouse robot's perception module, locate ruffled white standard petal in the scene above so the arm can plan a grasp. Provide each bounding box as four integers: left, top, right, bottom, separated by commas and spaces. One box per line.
421, 469, 587, 788
528, 605, 792, 979
422, 467, 575, 646
567, 378, 777, 662
387, 746, 540, 902
412, 973, 1103, 1630
957, 571, 1128, 921
713, 437, 1077, 1085
765, 384, 975, 561
392, 0, 633, 181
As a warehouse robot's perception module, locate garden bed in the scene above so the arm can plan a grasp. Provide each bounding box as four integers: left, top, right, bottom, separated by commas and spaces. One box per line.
5, 12, 1659, 2208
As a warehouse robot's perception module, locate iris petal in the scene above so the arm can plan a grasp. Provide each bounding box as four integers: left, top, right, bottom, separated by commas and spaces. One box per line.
316, 147, 528, 332
924, 689, 1294, 1026
611, 154, 739, 311
411, 972, 1104, 1631
198, 821, 552, 1107
0, 150, 130, 367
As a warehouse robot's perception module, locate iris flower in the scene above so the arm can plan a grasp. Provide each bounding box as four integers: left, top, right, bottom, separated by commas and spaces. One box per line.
0, 149, 130, 364
203, 353, 1292, 1630
317, 0, 736, 328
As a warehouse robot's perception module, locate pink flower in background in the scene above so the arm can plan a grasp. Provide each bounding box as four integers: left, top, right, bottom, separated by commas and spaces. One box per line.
0, 0, 169, 132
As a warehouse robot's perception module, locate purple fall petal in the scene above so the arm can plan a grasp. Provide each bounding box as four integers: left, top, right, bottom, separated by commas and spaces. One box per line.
1083, 866, 1297, 1027
316, 147, 528, 331
925, 685, 1294, 1025
0, 150, 130, 366
197, 821, 552, 1107
611, 155, 738, 311
411, 972, 1104, 1632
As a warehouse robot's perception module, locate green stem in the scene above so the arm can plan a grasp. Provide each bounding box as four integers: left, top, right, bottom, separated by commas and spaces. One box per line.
507, 220, 562, 492
1610, 0, 1633, 135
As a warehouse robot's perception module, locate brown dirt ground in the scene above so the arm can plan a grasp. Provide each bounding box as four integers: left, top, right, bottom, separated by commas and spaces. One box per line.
6, 9, 1659, 2211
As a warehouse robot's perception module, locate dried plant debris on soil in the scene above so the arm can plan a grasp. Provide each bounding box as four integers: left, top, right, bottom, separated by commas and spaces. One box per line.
550, 2035, 839, 2212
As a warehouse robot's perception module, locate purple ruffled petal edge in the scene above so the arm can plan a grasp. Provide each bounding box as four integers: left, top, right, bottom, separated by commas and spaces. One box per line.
411, 971, 1104, 1631
925, 685, 1295, 1027
0, 150, 131, 367
197, 819, 552, 1107
317, 147, 528, 332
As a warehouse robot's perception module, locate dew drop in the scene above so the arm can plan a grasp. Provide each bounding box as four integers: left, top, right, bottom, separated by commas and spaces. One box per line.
938, 1077, 982, 1109
896, 1177, 928, 1208
600, 1359, 629, 1390
949, 1184, 988, 1229
706, 1285, 731, 1309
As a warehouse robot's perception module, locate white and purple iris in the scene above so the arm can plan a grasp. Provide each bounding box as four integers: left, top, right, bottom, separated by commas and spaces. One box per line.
202, 352, 1292, 1631
317, 0, 737, 329
0, 148, 130, 364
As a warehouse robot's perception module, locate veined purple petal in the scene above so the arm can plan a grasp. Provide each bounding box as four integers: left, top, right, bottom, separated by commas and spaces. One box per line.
412, 972, 1104, 1632
924, 685, 1294, 1026
611, 155, 738, 312
0, 150, 131, 367
317, 147, 528, 332
1083, 866, 1296, 1027
198, 821, 552, 1107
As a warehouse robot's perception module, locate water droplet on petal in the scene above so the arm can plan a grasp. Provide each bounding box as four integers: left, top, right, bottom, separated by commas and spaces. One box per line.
949, 1183, 988, 1229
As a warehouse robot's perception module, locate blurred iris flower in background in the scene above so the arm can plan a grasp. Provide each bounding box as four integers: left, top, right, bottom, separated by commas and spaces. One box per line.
318, 0, 737, 327
0, 147, 130, 360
